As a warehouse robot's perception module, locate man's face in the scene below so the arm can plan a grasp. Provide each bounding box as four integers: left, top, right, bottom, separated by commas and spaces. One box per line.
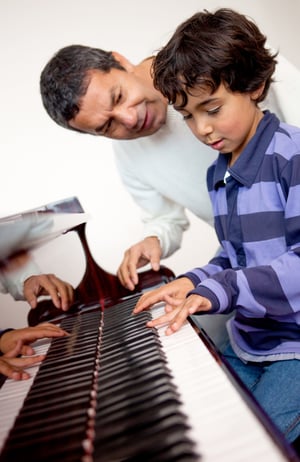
69, 67, 167, 140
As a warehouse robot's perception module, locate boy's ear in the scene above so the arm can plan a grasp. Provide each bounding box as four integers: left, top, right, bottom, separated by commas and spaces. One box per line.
251, 83, 265, 101
111, 51, 134, 72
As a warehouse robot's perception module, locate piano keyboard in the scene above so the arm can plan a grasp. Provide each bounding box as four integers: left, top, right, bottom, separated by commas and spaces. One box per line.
0, 296, 297, 462
152, 304, 294, 461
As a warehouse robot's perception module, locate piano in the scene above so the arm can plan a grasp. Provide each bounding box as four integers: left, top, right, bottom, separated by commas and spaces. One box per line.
0, 197, 298, 462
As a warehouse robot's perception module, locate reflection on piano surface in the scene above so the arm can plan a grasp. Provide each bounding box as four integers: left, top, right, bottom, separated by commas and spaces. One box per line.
0, 198, 299, 461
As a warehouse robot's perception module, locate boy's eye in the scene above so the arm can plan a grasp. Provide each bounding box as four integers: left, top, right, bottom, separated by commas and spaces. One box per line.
183, 113, 192, 121
207, 106, 220, 115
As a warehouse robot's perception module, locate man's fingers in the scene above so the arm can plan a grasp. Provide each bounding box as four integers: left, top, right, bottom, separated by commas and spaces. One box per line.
24, 274, 74, 311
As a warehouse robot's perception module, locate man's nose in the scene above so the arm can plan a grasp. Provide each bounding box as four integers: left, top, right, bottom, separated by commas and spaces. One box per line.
114, 106, 137, 129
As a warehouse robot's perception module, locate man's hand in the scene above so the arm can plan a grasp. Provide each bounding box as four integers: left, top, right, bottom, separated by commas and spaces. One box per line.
0, 323, 68, 356
24, 274, 74, 311
0, 340, 45, 380
117, 236, 162, 290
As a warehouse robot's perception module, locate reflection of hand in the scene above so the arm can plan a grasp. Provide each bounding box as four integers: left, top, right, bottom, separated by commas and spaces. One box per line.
24, 274, 74, 310
117, 237, 162, 290
0, 340, 45, 380
0, 323, 68, 355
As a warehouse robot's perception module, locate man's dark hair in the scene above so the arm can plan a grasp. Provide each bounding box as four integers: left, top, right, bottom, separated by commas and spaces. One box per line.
153, 8, 277, 108
40, 45, 124, 130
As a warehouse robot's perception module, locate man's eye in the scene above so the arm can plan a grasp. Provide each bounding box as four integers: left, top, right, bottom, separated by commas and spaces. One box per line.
104, 119, 112, 134
183, 114, 192, 121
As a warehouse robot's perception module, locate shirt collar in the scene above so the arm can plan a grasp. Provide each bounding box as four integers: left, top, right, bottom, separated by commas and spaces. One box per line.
212, 111, 280, 189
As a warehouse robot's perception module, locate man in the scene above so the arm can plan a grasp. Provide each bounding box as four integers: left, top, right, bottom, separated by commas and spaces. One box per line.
39, 44, 300, 347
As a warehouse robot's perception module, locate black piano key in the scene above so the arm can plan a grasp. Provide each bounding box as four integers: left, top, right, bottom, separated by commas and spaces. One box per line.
99, 343, 166, 369
27, 357, 96, 386
96, 370, 175, 402
22, 373, 95, 403
94, 435, 199, 462
97, 362, 174, 393
101, 326, 155, 347
34, 351, 96, 377
96, 391, 183, 424
93, 411, 194, 458
3, 411, 88, 445
11, 393, 91, 426
103, 314, 151, 332
18, 386, 95, 418
99, 336, 163, 364
98, 359, 171, 389
96, 388, 182, 422
1, 430, 86, 462
96, 380, 179, 414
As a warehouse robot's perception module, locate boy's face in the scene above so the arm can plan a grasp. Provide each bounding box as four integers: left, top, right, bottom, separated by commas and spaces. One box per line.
69, 68, 167, 140
174, 83, 264, 165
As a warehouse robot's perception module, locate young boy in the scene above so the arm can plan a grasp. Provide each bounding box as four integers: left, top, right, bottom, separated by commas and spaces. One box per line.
133, 8, 300, 450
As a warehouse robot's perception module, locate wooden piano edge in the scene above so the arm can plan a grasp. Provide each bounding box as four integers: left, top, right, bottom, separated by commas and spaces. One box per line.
188, 315, 300, 462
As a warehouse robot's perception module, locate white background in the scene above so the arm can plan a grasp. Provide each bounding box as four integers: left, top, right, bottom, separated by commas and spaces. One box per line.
1, 0, 300, 327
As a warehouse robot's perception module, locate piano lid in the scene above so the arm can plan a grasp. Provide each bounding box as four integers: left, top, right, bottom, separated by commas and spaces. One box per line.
0, 197, 88, 262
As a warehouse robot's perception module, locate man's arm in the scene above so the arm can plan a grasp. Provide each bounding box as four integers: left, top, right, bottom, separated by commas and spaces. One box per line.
263, 52, 300, 126
114, 141, 190, 288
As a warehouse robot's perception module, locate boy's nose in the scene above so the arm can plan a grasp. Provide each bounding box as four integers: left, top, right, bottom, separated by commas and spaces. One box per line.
194, 119, 213, 138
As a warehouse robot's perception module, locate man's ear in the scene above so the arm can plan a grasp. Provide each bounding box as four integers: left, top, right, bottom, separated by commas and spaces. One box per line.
111, 51, 134, 72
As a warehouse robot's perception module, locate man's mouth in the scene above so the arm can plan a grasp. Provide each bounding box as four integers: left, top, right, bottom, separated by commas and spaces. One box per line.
140, 110, 150, 132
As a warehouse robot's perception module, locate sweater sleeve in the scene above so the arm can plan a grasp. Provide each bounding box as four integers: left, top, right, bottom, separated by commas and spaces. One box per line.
0, 259, 41, 300
113, 141, 190, 258
263, 53, 300, 127
189, 247, 300, 319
